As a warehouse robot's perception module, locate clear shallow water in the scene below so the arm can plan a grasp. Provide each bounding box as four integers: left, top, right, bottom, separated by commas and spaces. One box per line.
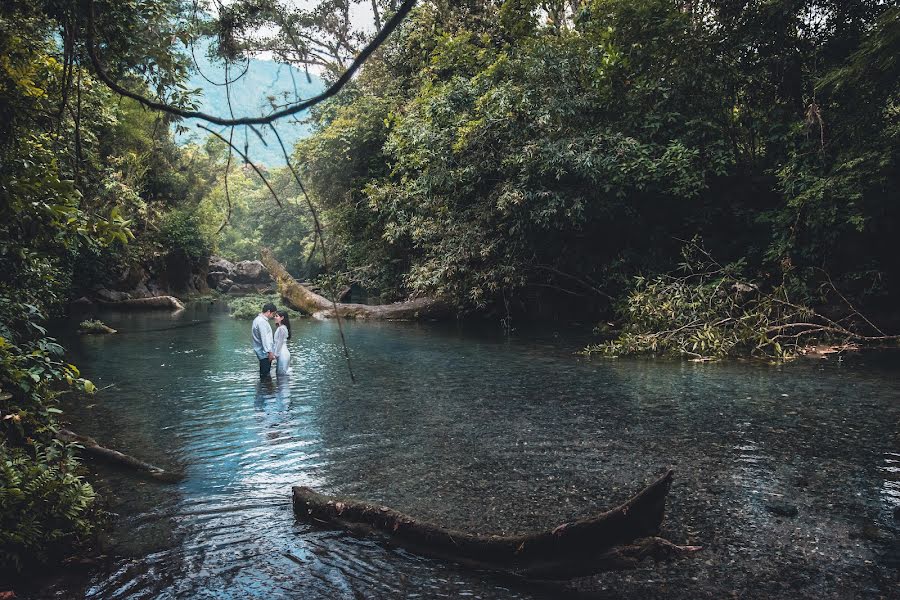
31, 303, 900, 598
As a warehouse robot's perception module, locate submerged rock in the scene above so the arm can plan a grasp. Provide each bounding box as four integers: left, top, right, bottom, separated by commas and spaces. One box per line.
765, 502, 799, 518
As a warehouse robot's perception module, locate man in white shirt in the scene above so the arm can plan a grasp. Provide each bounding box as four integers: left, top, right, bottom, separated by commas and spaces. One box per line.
252, 302, 277, 378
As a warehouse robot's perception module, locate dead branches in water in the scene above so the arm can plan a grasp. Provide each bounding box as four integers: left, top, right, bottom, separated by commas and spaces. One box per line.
586, 242, 898, 360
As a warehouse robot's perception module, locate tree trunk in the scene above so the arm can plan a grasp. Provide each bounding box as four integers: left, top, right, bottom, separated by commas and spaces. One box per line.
261, 248, 451, 320
57, 429, 183, 483
293, 469, 699, 579
95, 296, 185, 311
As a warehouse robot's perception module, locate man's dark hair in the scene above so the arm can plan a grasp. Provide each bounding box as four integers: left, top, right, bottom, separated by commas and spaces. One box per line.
262, 302, 277, 314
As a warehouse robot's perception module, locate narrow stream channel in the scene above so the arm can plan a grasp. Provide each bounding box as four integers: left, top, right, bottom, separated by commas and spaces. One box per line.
32, 303, 900, 598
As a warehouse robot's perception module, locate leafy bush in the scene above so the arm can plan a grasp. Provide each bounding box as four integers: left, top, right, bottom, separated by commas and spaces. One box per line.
0, 299, 98, 574
0, 442, 96, 572
224, 294, 302, 320
158, 208, 213, 260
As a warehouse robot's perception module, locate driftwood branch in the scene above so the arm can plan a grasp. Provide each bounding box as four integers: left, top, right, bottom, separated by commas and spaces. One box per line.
292, 470, 699, 579
261, 248, 450, 320
57, 429, 183, 483
269, 124, 355, 380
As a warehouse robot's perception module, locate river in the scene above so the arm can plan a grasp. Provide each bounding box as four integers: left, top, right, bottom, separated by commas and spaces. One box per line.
28, 302, 900, 598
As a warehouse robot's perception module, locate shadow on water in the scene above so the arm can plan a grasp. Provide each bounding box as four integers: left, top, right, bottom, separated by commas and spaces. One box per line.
24, 303, 900, 598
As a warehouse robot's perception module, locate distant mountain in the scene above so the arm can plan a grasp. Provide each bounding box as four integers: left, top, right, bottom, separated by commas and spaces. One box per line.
175, 45, 325, 166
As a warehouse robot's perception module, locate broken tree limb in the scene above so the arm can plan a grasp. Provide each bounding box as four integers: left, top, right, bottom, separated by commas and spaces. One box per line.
261, 248, 451, 320
95, 296, 185, 312
57, 428, 183, 483
293, 469, 698, 579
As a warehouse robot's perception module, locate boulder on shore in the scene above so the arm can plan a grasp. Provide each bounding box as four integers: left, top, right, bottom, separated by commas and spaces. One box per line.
95, 288, 131, 303
233, 260, 271, 284
207, 271, 231, 289
209, 256, 236, 275
227, 283, 273, 295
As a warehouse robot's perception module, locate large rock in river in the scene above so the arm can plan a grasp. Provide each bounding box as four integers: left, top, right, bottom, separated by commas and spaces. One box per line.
233, 260, 271, 284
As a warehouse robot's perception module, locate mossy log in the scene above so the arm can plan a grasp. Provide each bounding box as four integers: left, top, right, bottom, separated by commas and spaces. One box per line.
57, 428, 183, 483
95, 296, 185, 311
78, 323, 117, 334
261, 248, 450, 320
293, 469, 699, 579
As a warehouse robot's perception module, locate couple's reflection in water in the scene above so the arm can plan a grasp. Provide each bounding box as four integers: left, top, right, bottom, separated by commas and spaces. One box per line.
254, 375, 292, 412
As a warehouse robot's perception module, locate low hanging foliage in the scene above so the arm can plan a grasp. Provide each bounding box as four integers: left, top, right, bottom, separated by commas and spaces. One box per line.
585, 242, 898, 361
0, 441, 97, 572
224, 294, 302, 321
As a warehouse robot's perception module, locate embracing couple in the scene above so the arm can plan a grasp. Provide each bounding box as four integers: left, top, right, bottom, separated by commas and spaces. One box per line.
251, 302, 292, 378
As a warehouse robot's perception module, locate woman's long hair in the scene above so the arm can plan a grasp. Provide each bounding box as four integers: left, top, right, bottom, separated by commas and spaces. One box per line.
276, 310, 292, 339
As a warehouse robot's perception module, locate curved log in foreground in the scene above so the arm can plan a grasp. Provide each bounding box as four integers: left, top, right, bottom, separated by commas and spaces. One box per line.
57, 429, 183, 483
261, 248, 450, 320
293, 469, 699, 579
96, 296, 185, 312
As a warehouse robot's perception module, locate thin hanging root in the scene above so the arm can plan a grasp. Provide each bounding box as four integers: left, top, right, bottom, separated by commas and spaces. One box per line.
269, 124, 355, 382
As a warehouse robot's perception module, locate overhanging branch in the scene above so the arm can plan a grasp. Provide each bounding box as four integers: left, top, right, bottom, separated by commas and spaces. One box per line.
85, 0, 417, 126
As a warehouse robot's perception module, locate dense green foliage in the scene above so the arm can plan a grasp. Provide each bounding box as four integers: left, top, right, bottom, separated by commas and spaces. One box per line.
0, 0, 204, 573
297, 1, 899, 316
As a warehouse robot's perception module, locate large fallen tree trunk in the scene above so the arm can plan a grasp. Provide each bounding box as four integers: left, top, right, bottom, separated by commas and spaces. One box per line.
293, 469, 699, 579
261, 248, 450, 320
57, 429, 183, 483
95, 296, 185, 312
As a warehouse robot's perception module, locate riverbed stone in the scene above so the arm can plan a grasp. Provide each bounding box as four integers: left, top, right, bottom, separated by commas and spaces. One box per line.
216, 278, 234, 292
233, 260, 271, 283
765, 502, 799, 518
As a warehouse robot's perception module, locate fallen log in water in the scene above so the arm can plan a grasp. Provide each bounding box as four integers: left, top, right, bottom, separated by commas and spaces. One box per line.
57, 429, 183, 483
292, 470, 699, 579
95, 296, 185, 312
261, 248, 450, 320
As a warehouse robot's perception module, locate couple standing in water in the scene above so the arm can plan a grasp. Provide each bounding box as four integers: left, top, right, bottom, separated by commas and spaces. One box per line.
251, 302, 292, 378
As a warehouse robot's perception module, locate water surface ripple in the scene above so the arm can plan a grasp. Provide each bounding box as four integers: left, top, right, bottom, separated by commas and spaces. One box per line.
33, 304, 900, 598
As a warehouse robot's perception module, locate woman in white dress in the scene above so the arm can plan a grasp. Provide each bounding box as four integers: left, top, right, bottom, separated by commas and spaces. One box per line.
272, 311, 292, 376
